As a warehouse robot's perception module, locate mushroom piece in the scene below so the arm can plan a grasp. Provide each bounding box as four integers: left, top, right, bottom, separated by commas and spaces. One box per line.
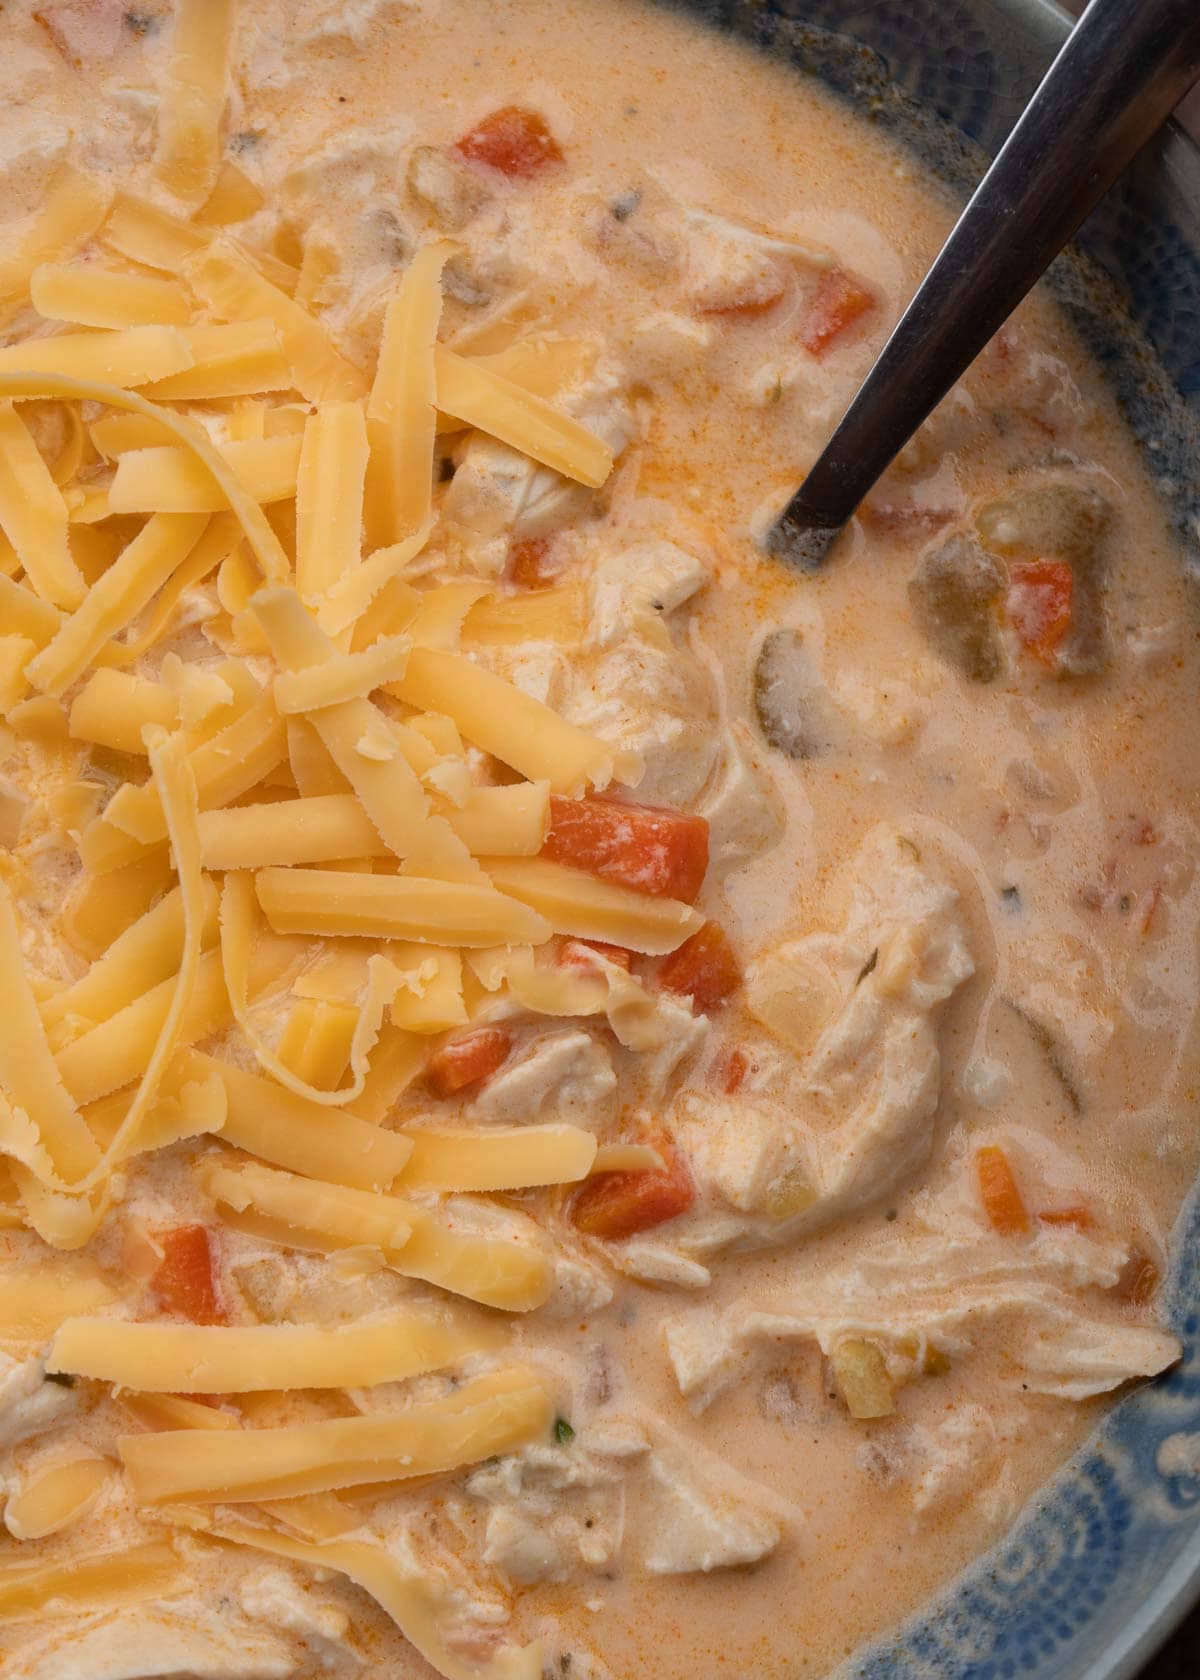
907, 534, 1005, 683
752, 627, 837, 758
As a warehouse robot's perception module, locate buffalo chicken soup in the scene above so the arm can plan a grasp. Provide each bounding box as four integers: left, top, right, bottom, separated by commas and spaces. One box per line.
0, 1, 1196, 1677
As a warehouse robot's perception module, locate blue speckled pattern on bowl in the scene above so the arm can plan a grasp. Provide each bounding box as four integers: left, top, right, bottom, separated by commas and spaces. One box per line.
657, 2, 1200, 1676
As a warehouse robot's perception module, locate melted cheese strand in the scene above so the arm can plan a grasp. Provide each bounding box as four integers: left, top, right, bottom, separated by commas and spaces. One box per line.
0, 1543, 183, 1622
207, 1521, 543, 1680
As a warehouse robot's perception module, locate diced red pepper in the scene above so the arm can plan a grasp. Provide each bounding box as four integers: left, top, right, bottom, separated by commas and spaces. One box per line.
1115, 1245, 1161, 1306
1038, 1205, 1096, 1231
509, 536, 563, 588
799, 266, 876, 356
427, 1027, 511, 1099
151, 1226, 226, 1325
559, 938, 634, 974
571, 1131, 696, 1239
718, 1047, 749, 1094
454, 107, 563, 179
1007, 559, 1074, 662
658, 921, 742, 1013
974, 1146, 1030, 1235
542, 796, 709, 902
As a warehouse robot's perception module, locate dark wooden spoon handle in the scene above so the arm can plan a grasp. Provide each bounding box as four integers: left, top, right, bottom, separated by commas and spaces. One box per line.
767, 0, 1200, 567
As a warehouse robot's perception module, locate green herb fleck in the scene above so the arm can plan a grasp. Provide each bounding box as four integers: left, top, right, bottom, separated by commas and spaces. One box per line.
1000, 885, 1021, 909
553, 1416, 575, 1445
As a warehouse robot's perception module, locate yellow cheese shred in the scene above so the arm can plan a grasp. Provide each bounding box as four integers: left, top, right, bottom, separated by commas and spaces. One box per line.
400, 1125, 597, 1191
315, 520, 433, 638
175, 1049, 414, 1191
153, 0, 234, 209
0, 882, 100, 1185
49, 1314, 496, 1395
393, 646, 624, 796
0, 165, 112, 318
435, 345, 612, 487
0, 403, 84, 609
366, 241, 453, 545
0, 326, 196, 388
297, 400, 370, 601
143, 319, 292, 401
27, 512, 210, 698
31, 262, 193, 329
108, 435, 303, 515
219, 869, 399, 1106
183, 238, 367, 403
3, 1457, 111, 1542
0, 1543, 183, 1622
41, 879, 220, 1033
68, 728, 207, 1192
482, 857, 703, 955
118, 1366, 551, 1502
205, 1158, 552, 1311
254, 866, 551, 947
273, 633, 412, 714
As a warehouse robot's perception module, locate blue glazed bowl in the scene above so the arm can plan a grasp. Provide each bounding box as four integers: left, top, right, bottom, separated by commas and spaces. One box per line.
662, 2, 1200, 1676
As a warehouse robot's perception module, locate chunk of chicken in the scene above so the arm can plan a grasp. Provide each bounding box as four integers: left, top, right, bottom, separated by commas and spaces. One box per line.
641, 1451, 780, 1574
469, 1029, 617, 1125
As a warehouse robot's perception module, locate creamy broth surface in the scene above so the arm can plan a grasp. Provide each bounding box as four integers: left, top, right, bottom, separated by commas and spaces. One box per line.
0, 3, 1198, 1678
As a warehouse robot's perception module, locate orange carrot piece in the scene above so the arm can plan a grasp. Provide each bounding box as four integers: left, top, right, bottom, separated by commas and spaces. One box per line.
454, 108, 563, 178
571, 1131, 695, 1239
799, 266, 875, 356
542, 796, 709, 902
1007, 559, 1074, 662
974, 1145, 1030, 1235
426, 1027, 511, 1099
658, 922, 742, 1013
151, 1225, 227, 1325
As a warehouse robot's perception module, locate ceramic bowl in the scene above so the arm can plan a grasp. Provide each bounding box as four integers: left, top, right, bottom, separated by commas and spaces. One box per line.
665, 3, 1200, 1676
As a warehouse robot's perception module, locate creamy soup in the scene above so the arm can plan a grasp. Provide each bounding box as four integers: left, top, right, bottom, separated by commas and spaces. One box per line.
0, 2, 1197, 1678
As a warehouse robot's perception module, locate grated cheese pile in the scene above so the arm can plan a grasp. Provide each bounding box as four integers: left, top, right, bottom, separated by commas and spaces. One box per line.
0, 15, 705, 1674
